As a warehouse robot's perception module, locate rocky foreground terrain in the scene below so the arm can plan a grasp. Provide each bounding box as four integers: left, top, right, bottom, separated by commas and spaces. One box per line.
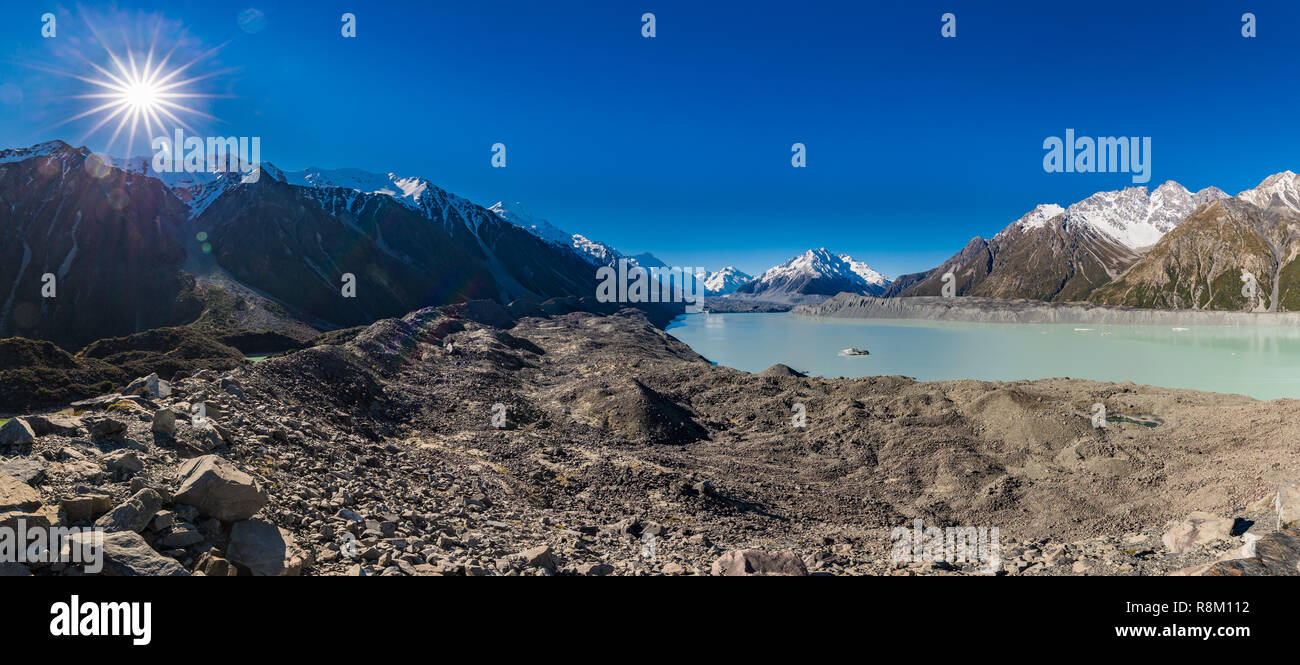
2, 301, 1298, 576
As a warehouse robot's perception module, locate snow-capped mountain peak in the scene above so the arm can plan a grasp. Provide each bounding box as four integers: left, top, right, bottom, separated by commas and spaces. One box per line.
285, 167, 431, 208
735, 248, 891, 299
1005, 203, 1066, 234
1238, 170, 1300, 214
0, 140, 74, 165
837, 253, 889, 287
1061, 181, 1228, 250
702, 266, 752, 295
760, 248, 837, 281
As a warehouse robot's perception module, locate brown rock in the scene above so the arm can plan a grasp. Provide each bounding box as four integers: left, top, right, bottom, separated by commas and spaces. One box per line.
95, 488, 164, 533
62, 530, 188, 576
511, 545, 561, 572
193, 552, 239, 576
711, 549, 809, 576
1161, 511, 1235, 554
1279, 481, 1300, 529
1196, 529, 1300, 576
0, 418, 36, 446
576, 562, 613, 576
0, 458, 45, 484
84, 415, 127, 439
226, 519, 308, 576
173, 455, 268, 522
0, 475, 42, 512
102, 450, 144, 474
60, 494, 115, 523
151, 409, 178, 436
24, 414, 85, 437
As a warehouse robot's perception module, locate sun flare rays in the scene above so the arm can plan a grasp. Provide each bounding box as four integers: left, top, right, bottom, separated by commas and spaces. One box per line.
35, 16, 229, 158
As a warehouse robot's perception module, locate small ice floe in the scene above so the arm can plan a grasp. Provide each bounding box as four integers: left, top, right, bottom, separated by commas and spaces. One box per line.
838, 347, 870, 356
1171, 327, 1190, 332
1073, 328, 1093, 332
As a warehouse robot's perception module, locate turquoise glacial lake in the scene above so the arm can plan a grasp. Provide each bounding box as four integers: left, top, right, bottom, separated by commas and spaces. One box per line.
666, 312, 1300, 401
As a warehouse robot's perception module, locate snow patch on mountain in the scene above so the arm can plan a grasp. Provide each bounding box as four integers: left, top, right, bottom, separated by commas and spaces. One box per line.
285, 167, 431, 209
995, 183, 1232, 250
837, 253, 889, 288
1004, 204, 1066, 233
487, 200, 629, 268
0, 141, 69, 165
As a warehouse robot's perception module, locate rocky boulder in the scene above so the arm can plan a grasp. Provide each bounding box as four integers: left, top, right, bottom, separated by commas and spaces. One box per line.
193, 551, 239, 576
102, 450, 144, 475
60, 493, 115, 523
95, 488, 164, 533
1162, 511, 1236, 554
173, 455, 268, 522
24, 414, 85, 437
1197, 529, 1300, 576
0, 474, 42, 512
510, 544, 561, 572
226, 519, 307, 576
123, 373, 171, 398
1279, 481, 1300, 529
84, 416, 127, 440
156, 522, 204, 548
711, 549, 809, 576
0, 418, 36, 446
151, 409, 178, 436
0, 458, 44, 484
0, 473, 58, 531
63, 530, 188, 576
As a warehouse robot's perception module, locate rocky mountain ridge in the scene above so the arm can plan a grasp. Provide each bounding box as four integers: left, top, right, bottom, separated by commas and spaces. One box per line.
887, 173, 1300, 310
0, 140, 655, 350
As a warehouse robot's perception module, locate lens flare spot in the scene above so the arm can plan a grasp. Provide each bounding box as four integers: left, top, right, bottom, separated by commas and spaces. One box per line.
85, 153, 112, 178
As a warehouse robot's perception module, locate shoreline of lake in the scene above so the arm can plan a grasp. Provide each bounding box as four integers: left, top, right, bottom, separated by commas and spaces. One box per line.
793, 294, 1300, 328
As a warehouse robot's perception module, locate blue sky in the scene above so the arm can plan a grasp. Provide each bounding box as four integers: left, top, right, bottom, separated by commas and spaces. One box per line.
2, 1, 1298, 278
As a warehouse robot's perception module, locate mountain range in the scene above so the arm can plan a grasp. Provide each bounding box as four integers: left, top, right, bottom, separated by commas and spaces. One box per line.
1, 139, 784, 352
0, 140, 670, 350
487, 200, 752, 296
4, 137, 1297, 359
885, 173, 1300, 311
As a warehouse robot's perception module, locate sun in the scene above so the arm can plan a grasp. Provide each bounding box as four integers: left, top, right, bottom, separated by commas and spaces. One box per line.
122, 80, 160, 111
36, 17, 228, 157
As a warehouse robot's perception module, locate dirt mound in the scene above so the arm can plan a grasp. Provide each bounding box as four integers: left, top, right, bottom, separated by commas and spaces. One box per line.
572, 378, 708, 445
0, 338, 83, 371
77, 327, 245, 381
0, 339, 120, 412
759, 363, 806, 377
